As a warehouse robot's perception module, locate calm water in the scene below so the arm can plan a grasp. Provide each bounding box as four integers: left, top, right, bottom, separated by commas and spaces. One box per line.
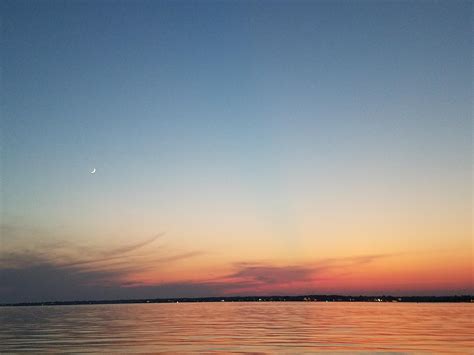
0, 302, 472, 353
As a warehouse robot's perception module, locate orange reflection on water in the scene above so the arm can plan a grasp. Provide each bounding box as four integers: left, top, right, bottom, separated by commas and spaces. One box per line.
1, 302, 472, 353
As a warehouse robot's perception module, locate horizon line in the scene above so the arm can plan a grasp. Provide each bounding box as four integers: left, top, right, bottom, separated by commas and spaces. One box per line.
2, 294, 473, 307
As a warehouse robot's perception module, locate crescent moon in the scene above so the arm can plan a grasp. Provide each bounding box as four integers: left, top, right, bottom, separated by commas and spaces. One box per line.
90, 168, 96, 174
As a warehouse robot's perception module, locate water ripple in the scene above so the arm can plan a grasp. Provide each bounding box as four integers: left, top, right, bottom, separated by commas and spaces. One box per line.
0, 302, 472, 353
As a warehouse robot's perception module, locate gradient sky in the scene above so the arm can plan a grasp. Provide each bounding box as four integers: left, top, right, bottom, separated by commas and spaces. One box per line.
1, 0, 472, 303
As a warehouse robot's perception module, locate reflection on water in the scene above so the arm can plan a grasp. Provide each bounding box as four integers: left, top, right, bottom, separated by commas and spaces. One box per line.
0, 302, 472, 353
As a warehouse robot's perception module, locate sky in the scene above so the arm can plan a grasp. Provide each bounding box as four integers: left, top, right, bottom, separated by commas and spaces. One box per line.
1, 0, 472, 303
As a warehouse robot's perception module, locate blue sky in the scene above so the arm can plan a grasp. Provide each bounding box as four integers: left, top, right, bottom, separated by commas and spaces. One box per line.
1, 0, 472, 302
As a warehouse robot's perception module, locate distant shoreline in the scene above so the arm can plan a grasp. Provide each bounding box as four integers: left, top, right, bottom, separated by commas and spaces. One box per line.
1, 295, 472, 307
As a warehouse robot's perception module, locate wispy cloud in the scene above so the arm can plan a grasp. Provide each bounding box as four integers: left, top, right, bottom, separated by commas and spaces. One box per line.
227, 264, 315, 284
0, 232, 205, 303
57, 233, 166, 268
3, 248, 469, 303
107, 233, 164, 256
203, 254, 395, 295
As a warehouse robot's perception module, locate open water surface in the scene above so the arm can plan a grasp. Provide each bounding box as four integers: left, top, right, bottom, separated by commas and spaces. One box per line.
0, 302, 472, 353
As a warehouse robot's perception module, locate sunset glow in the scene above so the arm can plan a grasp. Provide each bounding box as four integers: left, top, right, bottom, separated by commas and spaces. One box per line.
1, 0, 472, 303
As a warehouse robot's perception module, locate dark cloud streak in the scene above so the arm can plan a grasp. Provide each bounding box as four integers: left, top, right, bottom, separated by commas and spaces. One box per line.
0, 245, 395, 303
106, 233, 164, 256
0, 232, 206, 303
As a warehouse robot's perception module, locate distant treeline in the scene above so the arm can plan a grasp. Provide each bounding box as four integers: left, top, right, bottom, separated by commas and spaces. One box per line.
1, 294, 472, 307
